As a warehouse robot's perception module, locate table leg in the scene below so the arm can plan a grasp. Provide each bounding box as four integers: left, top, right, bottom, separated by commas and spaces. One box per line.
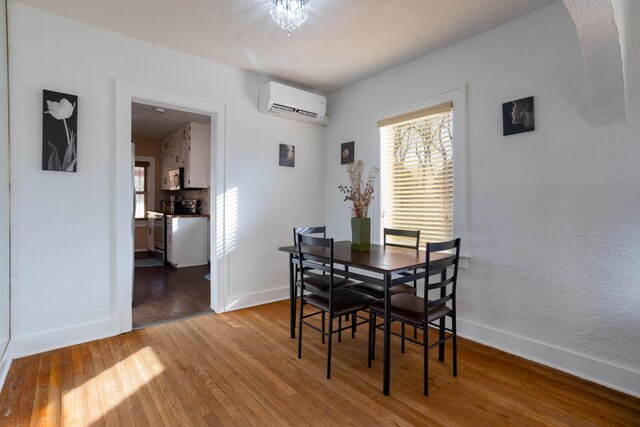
289, 253, 295, 338
383, 273, 391, 395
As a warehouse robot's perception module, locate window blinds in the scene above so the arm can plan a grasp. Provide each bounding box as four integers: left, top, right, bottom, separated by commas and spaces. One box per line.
379, 102, 453, 247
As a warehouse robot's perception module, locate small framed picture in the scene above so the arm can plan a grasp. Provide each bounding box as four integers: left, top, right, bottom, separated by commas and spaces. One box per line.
279, 144, 295, 167
502, 96, 534, 136
43, 89, 78, 172
341, 141, 354, 164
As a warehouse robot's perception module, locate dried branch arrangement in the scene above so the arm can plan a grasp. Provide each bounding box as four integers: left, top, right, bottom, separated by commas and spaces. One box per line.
338, 160, 379, 218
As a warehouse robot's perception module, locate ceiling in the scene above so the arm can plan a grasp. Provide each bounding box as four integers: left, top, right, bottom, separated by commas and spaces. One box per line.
131, 102, 210, 141
18, 0, 557, 93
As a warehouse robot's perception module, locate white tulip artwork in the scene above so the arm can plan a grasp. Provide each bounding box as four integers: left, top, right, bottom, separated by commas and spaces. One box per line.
43, 89, 78, 172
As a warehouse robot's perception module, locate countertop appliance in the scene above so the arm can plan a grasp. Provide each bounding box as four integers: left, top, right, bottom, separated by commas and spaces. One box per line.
182, 199, 200, 214
168, 167, 184, 191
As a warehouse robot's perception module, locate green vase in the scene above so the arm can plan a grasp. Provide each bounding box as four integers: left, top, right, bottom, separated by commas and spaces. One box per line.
351, 217, 371, 252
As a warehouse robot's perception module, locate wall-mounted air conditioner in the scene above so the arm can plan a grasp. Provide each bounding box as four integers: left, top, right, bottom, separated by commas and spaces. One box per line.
258, 81, 329, 125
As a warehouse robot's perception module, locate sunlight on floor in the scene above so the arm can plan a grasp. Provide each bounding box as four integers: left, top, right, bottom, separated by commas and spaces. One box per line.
60, 346, 165, 426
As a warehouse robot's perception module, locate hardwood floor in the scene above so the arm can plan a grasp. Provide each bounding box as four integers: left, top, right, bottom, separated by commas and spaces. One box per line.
133, 255, 211, 327
1, 300, 638, 426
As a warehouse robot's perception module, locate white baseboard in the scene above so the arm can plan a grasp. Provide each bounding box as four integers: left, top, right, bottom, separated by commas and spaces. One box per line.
458, 317, 640, 398
0, 341, 13, 392
225, 286, 289, 312
11, 317, 119, 359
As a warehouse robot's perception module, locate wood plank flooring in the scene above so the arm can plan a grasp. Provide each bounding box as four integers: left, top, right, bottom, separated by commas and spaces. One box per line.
1, 300, 638, 426
133, 258, 211, 327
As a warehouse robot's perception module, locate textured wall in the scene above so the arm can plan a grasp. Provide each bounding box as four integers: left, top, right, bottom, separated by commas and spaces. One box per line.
9, 2, 325, 341
325, 2, 640, 385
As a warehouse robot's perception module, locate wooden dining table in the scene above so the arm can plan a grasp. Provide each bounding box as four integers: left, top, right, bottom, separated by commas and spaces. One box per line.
278, 240, 447, 396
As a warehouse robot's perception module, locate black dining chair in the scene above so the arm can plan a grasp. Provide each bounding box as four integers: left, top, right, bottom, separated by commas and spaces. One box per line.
292, 227, 354, 341
368, 238, 461, 396
297, 234, 375, 379
350, 228, 421, 299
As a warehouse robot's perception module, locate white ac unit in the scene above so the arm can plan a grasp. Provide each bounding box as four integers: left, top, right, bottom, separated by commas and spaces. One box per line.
258, 81, 328, 125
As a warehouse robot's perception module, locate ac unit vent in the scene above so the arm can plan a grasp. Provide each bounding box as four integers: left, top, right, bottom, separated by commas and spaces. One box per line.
258, 81, 328, 125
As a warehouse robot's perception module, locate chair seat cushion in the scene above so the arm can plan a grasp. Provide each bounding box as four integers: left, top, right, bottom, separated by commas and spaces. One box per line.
369, 294, 451, 325
297, 276, 355, 294
305, 289, 376, 317
349, 282, 416, 299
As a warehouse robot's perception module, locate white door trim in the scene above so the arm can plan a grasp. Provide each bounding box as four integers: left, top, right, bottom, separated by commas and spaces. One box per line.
115, 80, 227, 334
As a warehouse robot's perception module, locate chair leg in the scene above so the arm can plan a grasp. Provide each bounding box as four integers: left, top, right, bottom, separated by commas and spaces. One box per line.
297, 301, 304, 359
327, 315, 334, 379
352, 312, 356, 338
401, 322, 406, 353
338, 316, 342, 343
321, 312, 326, 344
452, 314, 458, 377
371, 312, 377, 361
368, 311, 373, 368
438, 317, 445, 362
423, 321, 429, 396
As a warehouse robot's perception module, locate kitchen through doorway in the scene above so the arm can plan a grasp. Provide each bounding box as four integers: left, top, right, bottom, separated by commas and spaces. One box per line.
131, 102, 213, 329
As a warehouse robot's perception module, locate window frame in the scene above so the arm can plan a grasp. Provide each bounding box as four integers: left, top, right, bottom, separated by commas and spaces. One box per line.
134, 163, 148, 219
372, 84, 468, 256
134, 155, 155, 226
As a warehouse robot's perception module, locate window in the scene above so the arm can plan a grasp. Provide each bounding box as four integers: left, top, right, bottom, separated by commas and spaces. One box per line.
378, 102, 453, 247
134, 161, 149, 219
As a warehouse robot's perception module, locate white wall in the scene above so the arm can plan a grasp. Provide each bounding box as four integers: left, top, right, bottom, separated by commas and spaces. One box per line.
0, 0, 10, 364
9, 2, 325, 353
325, 2, 640, 395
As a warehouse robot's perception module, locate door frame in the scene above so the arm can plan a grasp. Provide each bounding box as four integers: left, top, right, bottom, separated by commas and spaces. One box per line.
115, 80, 227, 333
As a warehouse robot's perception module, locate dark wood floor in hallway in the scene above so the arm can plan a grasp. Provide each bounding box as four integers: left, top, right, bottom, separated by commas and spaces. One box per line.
1, 300, 638, 426
133, 255, 211, 327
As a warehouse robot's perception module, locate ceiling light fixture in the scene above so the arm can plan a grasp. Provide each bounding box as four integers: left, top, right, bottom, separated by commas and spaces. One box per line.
270, 0, 308, 35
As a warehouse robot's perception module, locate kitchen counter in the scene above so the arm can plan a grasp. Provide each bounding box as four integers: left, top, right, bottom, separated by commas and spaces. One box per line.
165, 213, 209, 218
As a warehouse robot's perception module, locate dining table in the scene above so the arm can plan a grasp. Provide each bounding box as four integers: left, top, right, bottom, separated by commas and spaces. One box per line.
278, 240, 447, 396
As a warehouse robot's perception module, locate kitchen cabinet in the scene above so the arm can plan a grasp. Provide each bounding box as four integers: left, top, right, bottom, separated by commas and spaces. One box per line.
160, 137, 170, 190
159, 122, 210, 190
166, 216, 208, 268
183, 122, 211, 189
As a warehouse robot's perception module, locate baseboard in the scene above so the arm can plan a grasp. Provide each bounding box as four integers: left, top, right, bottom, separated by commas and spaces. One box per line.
0, 341, 13, 392
225, 286, 289, 312
135, 248, 151, 253
458, 317, 640, 398
11, 317, 119, 359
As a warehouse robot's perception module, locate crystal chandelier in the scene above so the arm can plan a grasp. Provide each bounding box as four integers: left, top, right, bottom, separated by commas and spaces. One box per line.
270, 0, 308, 34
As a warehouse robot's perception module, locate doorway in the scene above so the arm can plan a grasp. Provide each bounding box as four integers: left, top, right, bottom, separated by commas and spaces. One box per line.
115, 81, 227, 334
131, 102, 212, 328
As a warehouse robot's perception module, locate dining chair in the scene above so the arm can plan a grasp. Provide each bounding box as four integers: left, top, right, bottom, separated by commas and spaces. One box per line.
297, 234, 375, 379
350, 228, 420, 299
292, 227, 354, 341
367, 238, 461, 396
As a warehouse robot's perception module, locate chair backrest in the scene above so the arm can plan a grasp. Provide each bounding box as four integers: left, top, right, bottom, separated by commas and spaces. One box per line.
383, 228, 420, 250
297, 234, 337, 301
293, 226, 326, 245
424, 238, 461, 313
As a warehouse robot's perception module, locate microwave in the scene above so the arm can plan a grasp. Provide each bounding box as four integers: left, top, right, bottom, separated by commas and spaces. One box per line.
168, 168, 184, 191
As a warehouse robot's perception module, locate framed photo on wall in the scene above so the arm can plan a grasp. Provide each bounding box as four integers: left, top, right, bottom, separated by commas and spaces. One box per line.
502, 96, 534, 136
43, 89, 78, 172
341, 141, 354, 164
279, 143, 295, 167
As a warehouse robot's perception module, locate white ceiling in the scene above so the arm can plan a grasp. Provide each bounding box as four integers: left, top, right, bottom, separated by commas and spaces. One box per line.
18, 0, 557, 93
131, 102, 210, 141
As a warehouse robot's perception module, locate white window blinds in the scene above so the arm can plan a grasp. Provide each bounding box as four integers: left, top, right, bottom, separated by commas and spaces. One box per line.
379, 101, 453, 247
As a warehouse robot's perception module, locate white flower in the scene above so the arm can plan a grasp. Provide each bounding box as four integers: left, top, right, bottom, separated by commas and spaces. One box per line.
45, 98, 75, 120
